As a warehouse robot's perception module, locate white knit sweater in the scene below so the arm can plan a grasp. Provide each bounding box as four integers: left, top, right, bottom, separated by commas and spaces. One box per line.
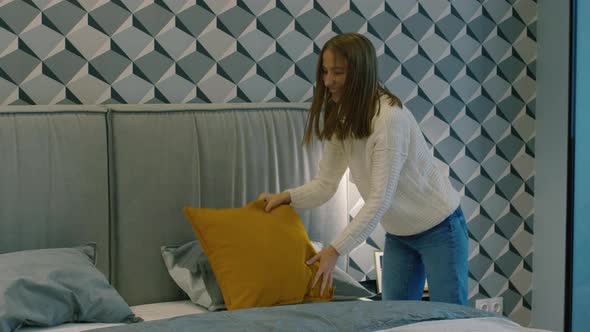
287, 97, 461, 255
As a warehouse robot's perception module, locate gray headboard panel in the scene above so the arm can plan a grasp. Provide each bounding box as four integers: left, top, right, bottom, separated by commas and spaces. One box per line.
107, 103, 348, 305
0, 105, 110, 276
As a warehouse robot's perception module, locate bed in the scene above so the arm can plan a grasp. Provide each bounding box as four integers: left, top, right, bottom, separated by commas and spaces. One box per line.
17, 300, 546, 332
0, 103, 550, 332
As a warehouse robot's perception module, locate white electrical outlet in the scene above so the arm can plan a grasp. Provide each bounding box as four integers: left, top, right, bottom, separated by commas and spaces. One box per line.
475, 298, 488, 311
475, 297, 503, 314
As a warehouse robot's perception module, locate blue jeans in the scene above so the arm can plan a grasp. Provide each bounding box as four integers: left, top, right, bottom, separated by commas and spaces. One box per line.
381, 207, 468, 305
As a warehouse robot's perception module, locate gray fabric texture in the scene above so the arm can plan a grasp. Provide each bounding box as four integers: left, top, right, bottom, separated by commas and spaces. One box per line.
310, 241, 374, 300
0, 244, 138, 332
85, 300, 503, 332
161, 241, 225, 311
0, 106, 110, 277
161, 240, 373, 311
107, 103, 348, 306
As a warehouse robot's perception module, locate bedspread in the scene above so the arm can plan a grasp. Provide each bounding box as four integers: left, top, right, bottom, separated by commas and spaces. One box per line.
87, 300, 502, 332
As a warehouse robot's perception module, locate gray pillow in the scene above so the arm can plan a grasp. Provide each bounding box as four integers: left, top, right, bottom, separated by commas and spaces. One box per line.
310, 241, 375, 301
161, 240, 373, 311
0, 244, 140, 332
161, 241, 226, 311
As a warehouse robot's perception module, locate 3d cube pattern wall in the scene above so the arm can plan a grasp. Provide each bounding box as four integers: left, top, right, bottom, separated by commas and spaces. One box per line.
0, 0, 536, 326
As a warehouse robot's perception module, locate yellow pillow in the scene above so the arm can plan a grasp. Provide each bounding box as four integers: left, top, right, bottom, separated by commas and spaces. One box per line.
183, 200, 334, 310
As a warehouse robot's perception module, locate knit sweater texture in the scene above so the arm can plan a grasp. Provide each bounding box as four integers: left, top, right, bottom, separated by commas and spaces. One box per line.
287, 97, 461, 255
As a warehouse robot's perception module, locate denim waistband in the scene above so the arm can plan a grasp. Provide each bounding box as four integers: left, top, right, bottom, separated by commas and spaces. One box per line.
389, 206, 462, 239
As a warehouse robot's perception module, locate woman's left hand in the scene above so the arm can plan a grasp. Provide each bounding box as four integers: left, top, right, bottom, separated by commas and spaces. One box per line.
306, 245, 340, 296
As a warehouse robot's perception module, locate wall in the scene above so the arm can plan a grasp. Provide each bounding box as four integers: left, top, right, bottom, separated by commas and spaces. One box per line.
532, 0, 569, 331
0, 0, 537, 325
572, 0, 590, 330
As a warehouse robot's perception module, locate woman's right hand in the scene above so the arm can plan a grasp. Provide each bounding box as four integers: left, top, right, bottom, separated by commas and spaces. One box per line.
257, 191, 292, 212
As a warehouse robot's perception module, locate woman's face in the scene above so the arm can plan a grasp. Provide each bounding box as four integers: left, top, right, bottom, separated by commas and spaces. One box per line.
322, 48, 347, 102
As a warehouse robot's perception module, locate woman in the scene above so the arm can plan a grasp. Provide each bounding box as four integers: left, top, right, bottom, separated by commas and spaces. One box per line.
258, 33, 468, 305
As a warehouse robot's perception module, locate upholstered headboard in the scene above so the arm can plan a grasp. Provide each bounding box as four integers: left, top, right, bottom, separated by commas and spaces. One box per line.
0, 103, 349, 306
0, 105, 111, 276
107, 103, 348, 305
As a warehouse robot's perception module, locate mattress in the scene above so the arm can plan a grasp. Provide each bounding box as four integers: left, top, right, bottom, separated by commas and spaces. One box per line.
379, 317, 551, 332
19, 301, 207, 332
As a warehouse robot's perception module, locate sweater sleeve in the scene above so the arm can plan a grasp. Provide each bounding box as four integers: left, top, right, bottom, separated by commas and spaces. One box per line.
286, 139, 348, 209
331, 109, 410, 255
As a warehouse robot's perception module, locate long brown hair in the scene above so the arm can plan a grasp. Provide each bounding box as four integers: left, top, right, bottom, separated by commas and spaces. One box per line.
303, 33, 401, 145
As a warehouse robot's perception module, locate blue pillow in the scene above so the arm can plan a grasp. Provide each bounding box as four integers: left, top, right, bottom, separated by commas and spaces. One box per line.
161, 241, 226, 311
0, 244, 140, 332
310, 241, 375, 300
161, 240, 374, 311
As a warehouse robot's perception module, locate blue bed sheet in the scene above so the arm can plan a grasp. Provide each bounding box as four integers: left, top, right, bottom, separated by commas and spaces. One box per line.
88, 300, 503, 332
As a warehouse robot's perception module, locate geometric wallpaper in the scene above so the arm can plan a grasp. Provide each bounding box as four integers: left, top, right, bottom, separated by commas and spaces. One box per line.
0, 0, 537, 326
